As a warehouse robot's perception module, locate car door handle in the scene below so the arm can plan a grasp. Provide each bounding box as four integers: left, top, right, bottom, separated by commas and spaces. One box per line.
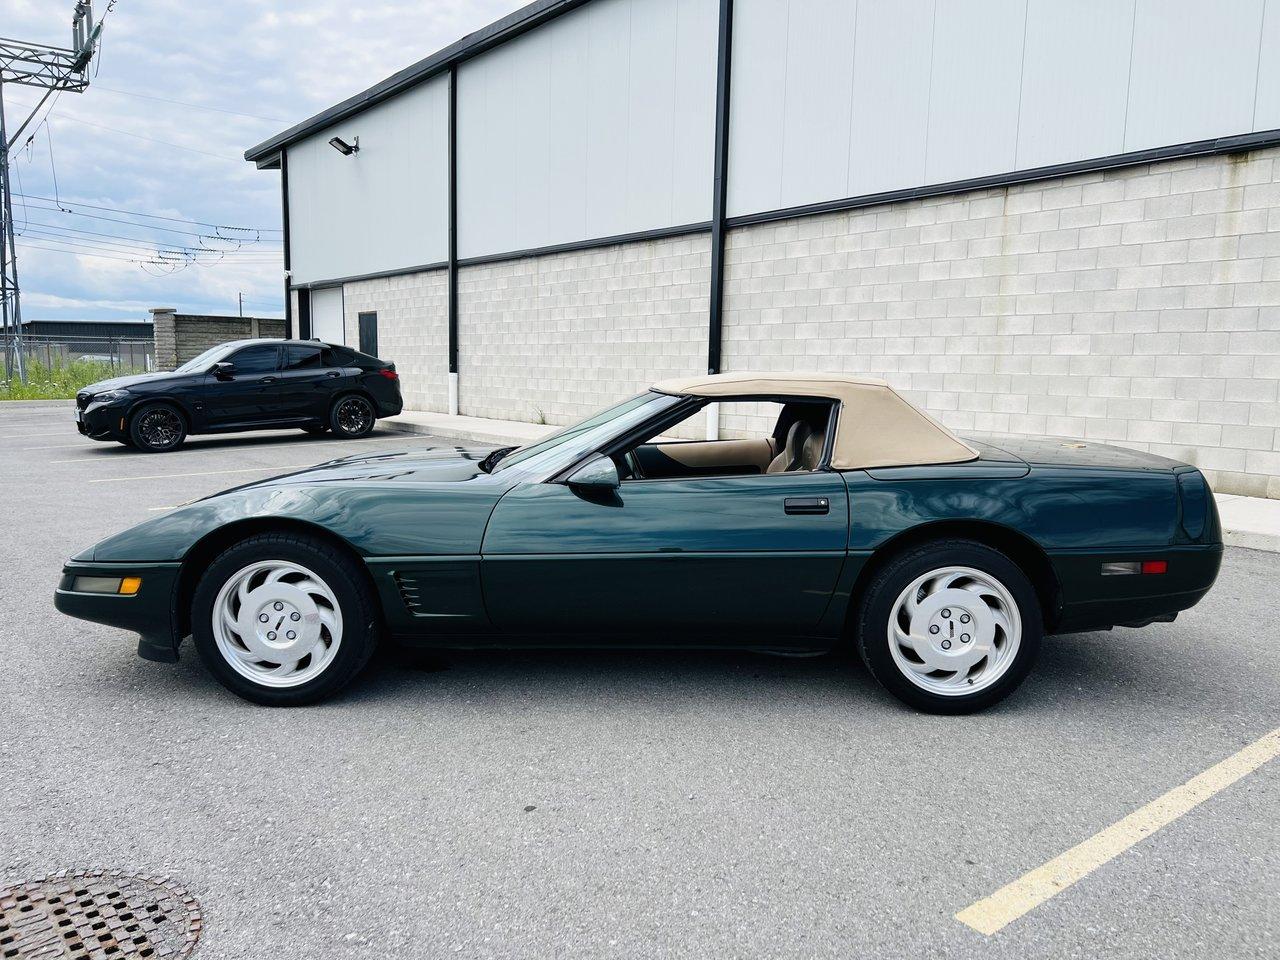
784, 497, 830, 515
326, 371, 342, 378
258, 376, 277, 383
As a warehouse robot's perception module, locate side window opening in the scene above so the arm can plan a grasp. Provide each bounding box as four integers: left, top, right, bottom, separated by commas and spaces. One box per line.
613, 398, 835, 482
283, 344, 323, 370
229, 345, 279, 374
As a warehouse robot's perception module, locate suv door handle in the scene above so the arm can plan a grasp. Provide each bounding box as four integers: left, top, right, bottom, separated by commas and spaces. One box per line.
784, 497, 830, 515
326, 371, 342, 378
258, 376, 277, 383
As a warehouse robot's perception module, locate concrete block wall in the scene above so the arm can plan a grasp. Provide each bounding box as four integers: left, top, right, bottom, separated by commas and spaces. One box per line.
457, 234, 711, 434
342, 269, 450, 412
151, 309, 286, 369
721, 147, 1280, 498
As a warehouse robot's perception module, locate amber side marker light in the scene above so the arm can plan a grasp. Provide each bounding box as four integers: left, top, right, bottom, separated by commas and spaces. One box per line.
71, 576, 143, 595
1101, 561, 1168, 576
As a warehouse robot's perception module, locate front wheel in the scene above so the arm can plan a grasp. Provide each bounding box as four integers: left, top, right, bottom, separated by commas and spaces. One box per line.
129, 402, 186, 452
856, 540, 1042, 714
329, 394, 375, 439
191, 532, 379, 706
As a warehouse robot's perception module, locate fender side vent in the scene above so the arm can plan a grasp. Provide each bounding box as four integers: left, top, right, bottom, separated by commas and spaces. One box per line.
392, 571, 423, 613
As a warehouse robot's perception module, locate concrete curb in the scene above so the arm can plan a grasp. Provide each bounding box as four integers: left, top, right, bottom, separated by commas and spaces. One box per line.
1222, 530, 1280, 553
382, 415, 548, 448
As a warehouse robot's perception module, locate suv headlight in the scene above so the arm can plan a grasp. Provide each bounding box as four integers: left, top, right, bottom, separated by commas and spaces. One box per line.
92, 389, 131, 403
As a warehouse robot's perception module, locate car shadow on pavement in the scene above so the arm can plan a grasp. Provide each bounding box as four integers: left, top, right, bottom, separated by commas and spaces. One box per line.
67, 429, 413, 457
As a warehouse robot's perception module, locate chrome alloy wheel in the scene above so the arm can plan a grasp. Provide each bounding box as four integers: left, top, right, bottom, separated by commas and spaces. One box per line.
335, 396, 372, 434
137, 408, 182, 448
887, 565, 1022, 696
211, 560, 343, 688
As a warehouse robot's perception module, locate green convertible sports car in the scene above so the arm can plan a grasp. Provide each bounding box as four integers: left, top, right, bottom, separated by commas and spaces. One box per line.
55, 372, 1222, 713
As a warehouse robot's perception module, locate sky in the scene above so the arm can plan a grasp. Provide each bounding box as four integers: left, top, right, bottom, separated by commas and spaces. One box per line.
1, 0, 524, 322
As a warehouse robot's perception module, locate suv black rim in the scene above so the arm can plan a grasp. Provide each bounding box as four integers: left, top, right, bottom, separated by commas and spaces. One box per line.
336, 397, 372, 434
138, 408, 182, 448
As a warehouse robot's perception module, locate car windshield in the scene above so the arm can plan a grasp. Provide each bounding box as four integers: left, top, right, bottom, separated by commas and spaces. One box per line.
173, 343, 236, 374
491, 391, 684, 476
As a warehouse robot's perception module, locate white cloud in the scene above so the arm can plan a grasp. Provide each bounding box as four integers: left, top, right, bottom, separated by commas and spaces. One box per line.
2, 0, 524, 321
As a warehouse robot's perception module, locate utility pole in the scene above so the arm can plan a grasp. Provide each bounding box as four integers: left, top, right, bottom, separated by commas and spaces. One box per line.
1, 3, 101, 383
238, 292, 244, 317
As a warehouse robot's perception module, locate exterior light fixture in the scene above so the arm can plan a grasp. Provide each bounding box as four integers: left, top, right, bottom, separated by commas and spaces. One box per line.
328, 136, 359, 156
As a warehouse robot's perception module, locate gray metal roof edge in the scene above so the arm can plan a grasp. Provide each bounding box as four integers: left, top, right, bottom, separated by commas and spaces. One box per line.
244, 0, 589, 163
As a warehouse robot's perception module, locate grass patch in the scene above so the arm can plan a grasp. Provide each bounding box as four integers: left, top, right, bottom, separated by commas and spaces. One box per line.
1, 358, 145, 401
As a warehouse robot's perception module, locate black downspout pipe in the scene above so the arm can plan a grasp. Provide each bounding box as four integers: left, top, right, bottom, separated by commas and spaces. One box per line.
280, 150, 293, 337
447, 64, 460, 413
707, 0, 734, 376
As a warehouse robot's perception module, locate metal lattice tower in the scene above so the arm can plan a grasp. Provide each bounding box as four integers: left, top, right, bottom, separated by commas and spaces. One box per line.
1, 2, 100, 383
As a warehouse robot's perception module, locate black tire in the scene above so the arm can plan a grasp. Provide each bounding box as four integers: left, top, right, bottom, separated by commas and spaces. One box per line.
191, 532, 379, 706
301, 424, 328, 435
128, 402, 186, 452
329, 394, 376, 438
855, 539, 1042, 714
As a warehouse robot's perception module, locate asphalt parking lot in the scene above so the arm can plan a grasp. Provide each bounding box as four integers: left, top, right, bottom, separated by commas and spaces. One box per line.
0, 401, 1276, 959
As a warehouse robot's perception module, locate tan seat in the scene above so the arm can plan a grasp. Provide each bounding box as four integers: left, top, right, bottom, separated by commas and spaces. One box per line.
766, 420, 812, 473
799, 426, 827, 471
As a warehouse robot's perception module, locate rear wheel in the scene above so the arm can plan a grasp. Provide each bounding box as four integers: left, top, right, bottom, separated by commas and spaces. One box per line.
329, 394, 375, 439
856, 539, 1041, 714
191, 532, 379, 706
129, 402, 186, 453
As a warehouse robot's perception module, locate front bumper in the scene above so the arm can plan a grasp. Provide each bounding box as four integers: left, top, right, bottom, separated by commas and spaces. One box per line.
76, 400, 132, 441
54, 560, 182, 662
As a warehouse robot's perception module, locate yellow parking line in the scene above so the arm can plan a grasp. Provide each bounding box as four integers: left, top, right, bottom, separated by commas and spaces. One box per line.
955, 726, 1280, 936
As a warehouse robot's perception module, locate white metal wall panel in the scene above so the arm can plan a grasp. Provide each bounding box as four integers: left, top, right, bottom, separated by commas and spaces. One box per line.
924, 0, 1027, 185
846, 0, 935, 197
310, 287, 346, 345
1125, 0, 1266, 152
1015, 0, 1135, 170
457, 0, 718, 260
287, 77, 447, 285
1252, 0, 1280, 130
729, 0, 1277, 220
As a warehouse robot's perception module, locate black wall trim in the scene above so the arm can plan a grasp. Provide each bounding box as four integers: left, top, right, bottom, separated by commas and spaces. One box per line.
726, 128, 1280, 231
290, 261, 449, 291
455, 221, 712, 269
296, 288, 312, 340
245, 0, 593, 162
707, 0, 734, 376
280, 150, 293, 336
448, 66, 459, 376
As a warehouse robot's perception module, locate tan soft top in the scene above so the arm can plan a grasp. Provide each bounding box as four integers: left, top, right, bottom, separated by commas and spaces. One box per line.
652, 371, 978, 471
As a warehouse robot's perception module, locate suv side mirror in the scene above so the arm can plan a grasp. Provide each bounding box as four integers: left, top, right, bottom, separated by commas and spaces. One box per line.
211, 361, 236, 378
565, 454, 620, 491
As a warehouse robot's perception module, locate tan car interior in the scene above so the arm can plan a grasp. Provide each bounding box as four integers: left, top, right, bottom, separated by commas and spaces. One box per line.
625, 401, 833, 481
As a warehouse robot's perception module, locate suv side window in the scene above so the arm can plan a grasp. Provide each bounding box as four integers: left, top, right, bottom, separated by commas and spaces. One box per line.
228, 345, 279, 374
322, 346, 355, 368
283, 344, 323, 370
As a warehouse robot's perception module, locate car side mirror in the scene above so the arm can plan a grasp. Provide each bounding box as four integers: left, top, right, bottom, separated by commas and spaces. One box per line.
565, 454, 620, 491
211, 361, 235, 378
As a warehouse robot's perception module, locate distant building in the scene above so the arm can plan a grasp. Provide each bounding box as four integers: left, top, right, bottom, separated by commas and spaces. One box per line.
247, 0, 1280, 497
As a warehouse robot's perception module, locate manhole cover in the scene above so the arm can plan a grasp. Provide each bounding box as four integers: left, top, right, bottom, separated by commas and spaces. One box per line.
0, 870, 201, 959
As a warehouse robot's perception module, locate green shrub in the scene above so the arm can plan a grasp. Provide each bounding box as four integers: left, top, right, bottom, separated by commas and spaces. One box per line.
1, 357, 147, 401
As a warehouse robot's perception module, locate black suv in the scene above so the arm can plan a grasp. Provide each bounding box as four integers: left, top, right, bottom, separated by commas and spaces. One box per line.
75, 339, 403, 452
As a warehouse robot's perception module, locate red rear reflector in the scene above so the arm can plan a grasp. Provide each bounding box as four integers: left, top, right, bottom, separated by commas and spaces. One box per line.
1142, 560, 1167, 575
378, 369, 398, 380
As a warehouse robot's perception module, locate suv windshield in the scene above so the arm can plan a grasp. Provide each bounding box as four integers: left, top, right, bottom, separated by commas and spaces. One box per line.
492, 392, 684, 476
173, 343, 236, 374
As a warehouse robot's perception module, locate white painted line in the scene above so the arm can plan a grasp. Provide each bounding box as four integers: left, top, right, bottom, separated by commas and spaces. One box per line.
955, 726, 1280, 936
52, 457, 119, 464
147, 505, 178, 511
89, 465, 297, 484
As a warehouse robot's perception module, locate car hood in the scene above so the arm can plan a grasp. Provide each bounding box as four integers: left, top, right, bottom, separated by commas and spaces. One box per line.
964, 434, 1187, 471
81, 370, 190, 394
234, 443, 499, 490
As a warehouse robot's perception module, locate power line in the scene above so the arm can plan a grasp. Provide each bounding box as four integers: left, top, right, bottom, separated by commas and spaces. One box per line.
16, 226, 280, 259
16, 217, 281, 248
13, 192, 281, 232
92, 85, 290, 124
8, 99, 244, 161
